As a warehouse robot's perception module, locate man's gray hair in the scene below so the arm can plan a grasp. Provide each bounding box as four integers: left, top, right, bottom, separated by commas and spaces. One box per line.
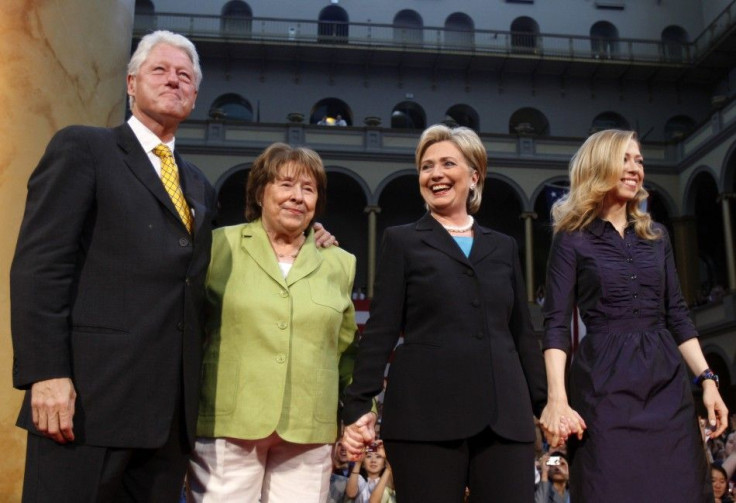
127, 30, 202, 109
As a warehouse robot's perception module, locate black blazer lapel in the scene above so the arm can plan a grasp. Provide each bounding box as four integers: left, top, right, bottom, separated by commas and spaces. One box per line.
468, 224, 498, 265
416, 212, 471, 266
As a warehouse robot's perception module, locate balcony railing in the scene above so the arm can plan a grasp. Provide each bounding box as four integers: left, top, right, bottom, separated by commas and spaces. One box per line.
134, 12, 695, 65
692, 0, 736, 61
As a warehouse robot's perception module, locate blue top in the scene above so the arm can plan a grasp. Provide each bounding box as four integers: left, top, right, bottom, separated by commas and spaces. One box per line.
452, 236, 473, 257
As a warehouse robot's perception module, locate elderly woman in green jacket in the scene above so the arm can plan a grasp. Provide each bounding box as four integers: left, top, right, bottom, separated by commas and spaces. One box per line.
189, 143, 357, 502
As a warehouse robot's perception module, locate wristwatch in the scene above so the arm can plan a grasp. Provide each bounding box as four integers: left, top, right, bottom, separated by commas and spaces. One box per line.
693, 368, 719, 388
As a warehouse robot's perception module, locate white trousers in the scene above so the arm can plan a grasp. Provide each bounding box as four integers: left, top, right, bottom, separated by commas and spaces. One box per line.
188, 433, 332, 503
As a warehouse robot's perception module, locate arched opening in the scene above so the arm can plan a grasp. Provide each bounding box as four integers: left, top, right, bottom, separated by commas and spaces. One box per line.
393, 10, 423, 45
310, 98, 352, 126
590, 21, 619, 59
689, 172, 726, 303
445, 104, 480, 132
321, 170, 369, 296
135, 0, 156, 32
476, 177, 526, 273
590, 111, 629, 133
318, 5, 349, 43
209, 93, 254, 122
221, 1, 253, 36
664, 115, 696, 142
510, 16, 540, 53
509, 107, 550, 136
215, 168, 249, 227
377, 173, 425, 239
444, 12, 474, 48
391, 101, 426, 130
662, 25, 689, 62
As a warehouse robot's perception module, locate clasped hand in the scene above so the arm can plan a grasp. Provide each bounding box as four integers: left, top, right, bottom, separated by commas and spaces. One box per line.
341, 412, 377, 461
539, 400, 586, 448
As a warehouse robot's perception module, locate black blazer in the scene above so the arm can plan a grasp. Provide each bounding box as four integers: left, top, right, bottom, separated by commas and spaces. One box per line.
343, 213, 546, 443
10, 124, 216, 449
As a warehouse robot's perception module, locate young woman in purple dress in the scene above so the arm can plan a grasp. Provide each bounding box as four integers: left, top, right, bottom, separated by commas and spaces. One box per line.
539, 129, 729, 502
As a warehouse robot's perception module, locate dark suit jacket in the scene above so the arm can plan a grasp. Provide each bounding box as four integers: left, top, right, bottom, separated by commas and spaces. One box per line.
10, 123, 216, 449
343, 213, 546, 443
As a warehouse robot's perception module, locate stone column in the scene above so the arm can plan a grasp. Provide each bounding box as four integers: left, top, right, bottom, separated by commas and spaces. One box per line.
364, 205, 381, 299
0, 1, 134, 498
718, 193, 736, 291
671, 216, 700, 305
520, 211, 537, 303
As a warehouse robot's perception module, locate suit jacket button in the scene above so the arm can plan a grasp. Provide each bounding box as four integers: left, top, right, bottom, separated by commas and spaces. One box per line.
466, 269, 474, 277
179, 238, 190, 247
177, 322, 185, 331
475, 331, 484, 339
472, 299, 480, 307
275, 353, 287, 363
278, 322, 288, 330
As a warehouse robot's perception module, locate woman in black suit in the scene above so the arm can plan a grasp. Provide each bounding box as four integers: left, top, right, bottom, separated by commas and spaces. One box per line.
341, 124, 546, 502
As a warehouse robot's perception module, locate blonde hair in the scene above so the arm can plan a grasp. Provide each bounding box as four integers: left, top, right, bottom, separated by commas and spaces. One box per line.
415, 124, 487, 214
552, 129, 660, 240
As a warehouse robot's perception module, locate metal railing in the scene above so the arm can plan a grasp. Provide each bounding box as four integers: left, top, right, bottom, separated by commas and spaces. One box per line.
692, 0, 736, 60
134, 12, 696, 65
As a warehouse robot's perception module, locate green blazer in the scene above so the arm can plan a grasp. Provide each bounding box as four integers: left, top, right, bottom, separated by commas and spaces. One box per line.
196, 221, 358, 444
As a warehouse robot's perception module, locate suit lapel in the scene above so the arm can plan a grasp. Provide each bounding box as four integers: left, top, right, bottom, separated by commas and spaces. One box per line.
416, 213, 471, 267
469, 225, 497, 265
240, 222, 322, 288
115, 124, 192, 234
285, 229, 322, 287
416, 213, 499, 267
240, 221, 288, 287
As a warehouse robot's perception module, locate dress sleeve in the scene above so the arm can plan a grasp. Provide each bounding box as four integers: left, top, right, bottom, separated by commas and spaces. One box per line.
542, 232, 577, 354
342, 228, 406, 425
660, 227, 698, 344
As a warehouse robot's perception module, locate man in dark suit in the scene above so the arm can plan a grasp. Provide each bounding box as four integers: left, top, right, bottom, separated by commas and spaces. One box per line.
10, 30, 216, 501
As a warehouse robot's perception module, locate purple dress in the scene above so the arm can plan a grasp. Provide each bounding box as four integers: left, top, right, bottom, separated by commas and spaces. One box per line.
543, 219, 711, 502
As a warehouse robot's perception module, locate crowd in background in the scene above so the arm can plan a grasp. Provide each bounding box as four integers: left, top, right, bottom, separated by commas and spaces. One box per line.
324, 413, 736, 503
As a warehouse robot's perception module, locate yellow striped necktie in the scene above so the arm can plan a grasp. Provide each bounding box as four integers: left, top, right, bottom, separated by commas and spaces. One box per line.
153, 144, 193, 233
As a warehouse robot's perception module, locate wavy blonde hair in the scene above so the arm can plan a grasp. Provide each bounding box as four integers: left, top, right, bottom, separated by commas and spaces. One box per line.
552, 129, 660, 240
415, 124, 487, 214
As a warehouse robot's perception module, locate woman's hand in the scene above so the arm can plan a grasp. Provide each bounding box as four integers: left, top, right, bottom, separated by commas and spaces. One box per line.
539, 400, 586, 448
341, 412, 377, 460
703, 380, 729, 439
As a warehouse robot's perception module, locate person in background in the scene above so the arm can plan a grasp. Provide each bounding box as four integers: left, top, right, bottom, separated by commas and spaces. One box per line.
188, 143, 357, 503
341, 124, 546, 502
345, 441, 395, 503
328, 440, 356, 503
539, 129, 729, 502
535, 452, 570, 503
713, 465, 734, 503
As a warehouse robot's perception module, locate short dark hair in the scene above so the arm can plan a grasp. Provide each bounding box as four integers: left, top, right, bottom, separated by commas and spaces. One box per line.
245, 143, 327, 223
